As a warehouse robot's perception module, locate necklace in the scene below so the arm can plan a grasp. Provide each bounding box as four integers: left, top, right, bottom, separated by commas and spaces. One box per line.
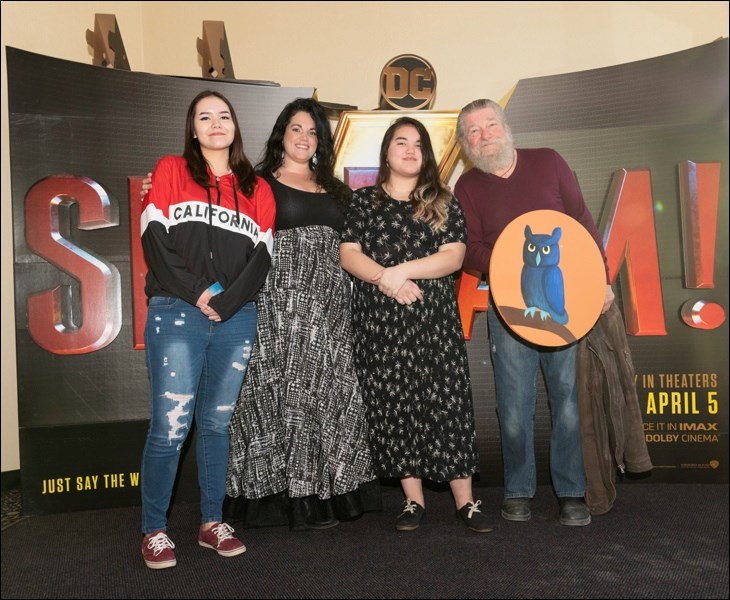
496, 150, 516, 178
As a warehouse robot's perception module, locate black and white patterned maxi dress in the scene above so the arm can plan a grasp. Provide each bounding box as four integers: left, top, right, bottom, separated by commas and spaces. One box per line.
227, 177, 375, 501
341, 186, 480, 483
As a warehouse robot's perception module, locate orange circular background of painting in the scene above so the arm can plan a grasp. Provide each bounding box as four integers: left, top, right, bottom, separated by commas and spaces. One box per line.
489, 209, 606, 347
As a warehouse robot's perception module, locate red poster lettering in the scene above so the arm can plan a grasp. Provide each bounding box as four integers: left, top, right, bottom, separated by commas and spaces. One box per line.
678, 161, 725, 329
25, 176, 122, 354
128, 177, 148, 349
455, 270, 489, 340
600, 169, 667, 335
679, 161, 721, 288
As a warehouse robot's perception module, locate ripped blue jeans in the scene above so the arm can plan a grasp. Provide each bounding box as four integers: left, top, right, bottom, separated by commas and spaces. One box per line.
140, 297, 256, 534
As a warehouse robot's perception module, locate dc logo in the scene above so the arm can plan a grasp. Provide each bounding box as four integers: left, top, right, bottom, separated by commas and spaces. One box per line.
379, 54, 436, 110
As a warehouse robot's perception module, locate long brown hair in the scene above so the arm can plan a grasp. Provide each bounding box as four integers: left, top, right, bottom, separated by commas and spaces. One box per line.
375, 117, 452, 231
182, 90, 257, 196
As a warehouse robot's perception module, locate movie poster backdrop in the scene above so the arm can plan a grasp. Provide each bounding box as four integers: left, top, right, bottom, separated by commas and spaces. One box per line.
7, 47, 314, 515
8, 40, 728, 516
458, 39, 728, 486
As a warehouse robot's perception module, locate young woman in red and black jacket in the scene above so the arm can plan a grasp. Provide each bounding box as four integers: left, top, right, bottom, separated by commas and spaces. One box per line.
138, 90, 275, 569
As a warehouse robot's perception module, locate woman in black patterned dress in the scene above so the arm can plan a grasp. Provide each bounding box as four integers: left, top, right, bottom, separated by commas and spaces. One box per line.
223, 99, 379, 530
340, 117, 493, 533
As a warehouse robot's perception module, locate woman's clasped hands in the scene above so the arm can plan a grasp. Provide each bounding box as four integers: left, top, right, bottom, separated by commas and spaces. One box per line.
372, 265, 423, 305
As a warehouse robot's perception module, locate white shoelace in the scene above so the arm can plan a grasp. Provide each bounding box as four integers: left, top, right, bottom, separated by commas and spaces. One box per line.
401, 499, 419, 514
146, 532, 175, 556
211, 522, 236, 543
465, 500, 483, 518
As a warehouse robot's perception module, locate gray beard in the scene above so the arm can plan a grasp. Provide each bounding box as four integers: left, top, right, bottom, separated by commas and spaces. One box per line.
467, 140, 515, 175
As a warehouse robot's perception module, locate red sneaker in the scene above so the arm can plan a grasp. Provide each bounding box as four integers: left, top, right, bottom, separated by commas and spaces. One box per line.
198, 522, 246, 557
142, 531, 176, 569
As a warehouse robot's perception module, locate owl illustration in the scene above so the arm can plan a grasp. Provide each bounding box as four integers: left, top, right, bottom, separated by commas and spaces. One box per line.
520, 225, 568, 325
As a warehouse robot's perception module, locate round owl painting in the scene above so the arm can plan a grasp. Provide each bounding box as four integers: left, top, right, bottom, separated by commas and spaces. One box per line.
489, 209, 606, 347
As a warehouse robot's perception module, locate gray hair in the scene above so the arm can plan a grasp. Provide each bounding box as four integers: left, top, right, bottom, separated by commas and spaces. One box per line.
456, 98, 508, 146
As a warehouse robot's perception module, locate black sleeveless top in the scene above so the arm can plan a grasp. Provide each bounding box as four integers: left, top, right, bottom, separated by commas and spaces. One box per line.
266, 175, 346, 233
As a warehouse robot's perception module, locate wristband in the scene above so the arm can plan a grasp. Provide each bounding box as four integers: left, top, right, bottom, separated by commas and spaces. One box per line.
207, 282, 224, 296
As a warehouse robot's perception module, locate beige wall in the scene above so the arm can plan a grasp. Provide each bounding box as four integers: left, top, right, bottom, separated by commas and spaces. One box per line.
2, 1, 727, 473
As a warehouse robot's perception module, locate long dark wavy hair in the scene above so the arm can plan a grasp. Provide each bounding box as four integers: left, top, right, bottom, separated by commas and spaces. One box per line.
375, 116, 452, 231
256, 97, 351, 207
182, 90, 257, 197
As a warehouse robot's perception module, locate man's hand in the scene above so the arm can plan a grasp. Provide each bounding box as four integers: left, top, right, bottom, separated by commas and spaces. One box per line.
602, 284, 615, 314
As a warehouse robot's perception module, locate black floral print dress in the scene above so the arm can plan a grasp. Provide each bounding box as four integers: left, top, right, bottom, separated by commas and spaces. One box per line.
341, 186, 480, 483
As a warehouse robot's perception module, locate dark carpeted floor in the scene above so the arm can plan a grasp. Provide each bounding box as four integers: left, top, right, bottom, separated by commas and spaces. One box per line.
1, 482, 728, 599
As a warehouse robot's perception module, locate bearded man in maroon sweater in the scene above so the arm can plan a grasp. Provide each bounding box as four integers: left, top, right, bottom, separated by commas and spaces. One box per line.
454, 99, 614, 527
